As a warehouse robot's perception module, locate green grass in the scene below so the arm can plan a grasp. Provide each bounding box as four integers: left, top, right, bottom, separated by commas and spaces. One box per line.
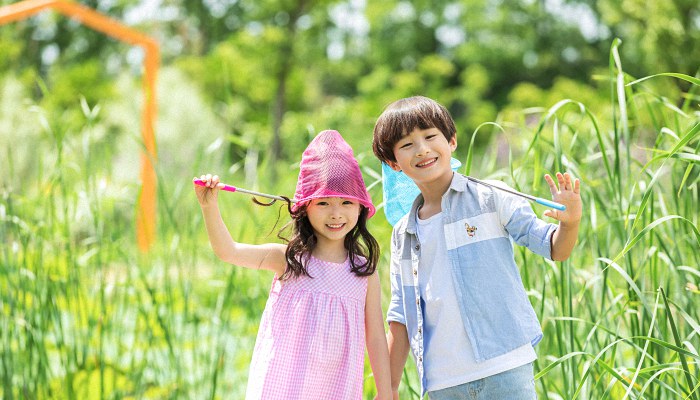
1, 45, 699, 399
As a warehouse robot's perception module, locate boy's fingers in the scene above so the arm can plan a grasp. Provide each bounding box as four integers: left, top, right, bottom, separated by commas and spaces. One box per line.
574, 179, 581, 194
556, 172, 565, 188
564, 173, 573, 190
544, 174, 558, 195
544, 210, 559, 220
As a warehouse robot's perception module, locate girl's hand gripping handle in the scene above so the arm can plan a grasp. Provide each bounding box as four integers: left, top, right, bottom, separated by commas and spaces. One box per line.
193, 178, 237, 192
193, 175, 228, 207
193, 177, 292, 203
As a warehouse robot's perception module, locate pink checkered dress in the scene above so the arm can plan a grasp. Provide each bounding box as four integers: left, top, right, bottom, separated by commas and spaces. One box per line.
245, 255, 369, 400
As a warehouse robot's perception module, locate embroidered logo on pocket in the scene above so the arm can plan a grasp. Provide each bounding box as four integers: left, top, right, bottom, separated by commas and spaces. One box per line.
465, 223, 478, 237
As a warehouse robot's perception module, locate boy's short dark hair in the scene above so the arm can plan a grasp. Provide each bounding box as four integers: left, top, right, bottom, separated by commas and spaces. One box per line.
372, 96, 457, 164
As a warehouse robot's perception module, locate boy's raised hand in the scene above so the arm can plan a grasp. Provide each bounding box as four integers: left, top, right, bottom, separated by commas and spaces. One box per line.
194, 174, 224, 206
543, 172, 582, 224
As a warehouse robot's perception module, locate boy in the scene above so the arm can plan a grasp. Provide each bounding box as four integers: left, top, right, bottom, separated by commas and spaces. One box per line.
372, 96, 582, 399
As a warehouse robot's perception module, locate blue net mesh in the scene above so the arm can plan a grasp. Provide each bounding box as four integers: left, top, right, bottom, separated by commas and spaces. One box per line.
382, 158, 462, 226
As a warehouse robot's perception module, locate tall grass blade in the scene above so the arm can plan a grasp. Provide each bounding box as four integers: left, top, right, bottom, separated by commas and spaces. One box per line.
464, 122, 504, 176
659, 288, 700, 400
611, 215, 700, 265
627, 73, 700, 88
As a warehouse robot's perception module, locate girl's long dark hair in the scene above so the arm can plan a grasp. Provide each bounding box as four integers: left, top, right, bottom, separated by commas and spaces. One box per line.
280, 204, 379, 280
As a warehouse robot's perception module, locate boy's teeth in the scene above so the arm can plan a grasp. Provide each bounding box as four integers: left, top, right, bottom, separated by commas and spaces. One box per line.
327, 224, 343, 228
417, 158, 436, 167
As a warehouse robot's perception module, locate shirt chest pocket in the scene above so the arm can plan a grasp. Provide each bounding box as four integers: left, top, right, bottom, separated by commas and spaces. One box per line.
444, 212, 507, 250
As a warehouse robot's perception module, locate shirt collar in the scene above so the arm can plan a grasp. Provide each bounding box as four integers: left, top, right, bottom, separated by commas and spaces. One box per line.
402, 173, 471, 234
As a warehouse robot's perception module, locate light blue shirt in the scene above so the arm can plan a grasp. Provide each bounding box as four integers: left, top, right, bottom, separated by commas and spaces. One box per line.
387, 173, 557, 397
415, 211, 536, 392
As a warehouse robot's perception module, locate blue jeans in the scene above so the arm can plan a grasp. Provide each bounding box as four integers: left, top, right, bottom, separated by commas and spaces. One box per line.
427, 363, 537, 400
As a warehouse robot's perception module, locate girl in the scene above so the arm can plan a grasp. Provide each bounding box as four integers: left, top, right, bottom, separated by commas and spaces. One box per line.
194, 130, 392, 400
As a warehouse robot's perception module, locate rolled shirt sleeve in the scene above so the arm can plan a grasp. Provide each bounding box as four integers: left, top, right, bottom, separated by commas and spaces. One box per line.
493, 182, 558, 260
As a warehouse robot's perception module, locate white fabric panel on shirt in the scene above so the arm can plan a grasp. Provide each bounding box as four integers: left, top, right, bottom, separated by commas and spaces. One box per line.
416, 212, 475, 391
444, 211, 507, 250
484, 179, 522, 227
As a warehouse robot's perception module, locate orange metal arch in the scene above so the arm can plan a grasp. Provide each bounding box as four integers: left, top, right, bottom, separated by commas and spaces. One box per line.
0, 0, 159, 251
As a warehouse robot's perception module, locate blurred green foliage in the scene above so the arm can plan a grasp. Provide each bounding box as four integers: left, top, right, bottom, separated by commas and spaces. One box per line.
2, 0, 697, 180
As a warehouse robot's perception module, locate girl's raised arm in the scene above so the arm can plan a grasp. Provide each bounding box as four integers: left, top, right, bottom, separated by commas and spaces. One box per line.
365, 272, 392, 400
194, 175, 287, 276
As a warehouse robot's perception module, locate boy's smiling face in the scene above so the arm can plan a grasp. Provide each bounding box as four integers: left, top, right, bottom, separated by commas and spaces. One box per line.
388, 127, 457, 188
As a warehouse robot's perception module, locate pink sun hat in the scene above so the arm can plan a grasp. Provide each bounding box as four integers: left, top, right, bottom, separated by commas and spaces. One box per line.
291, 130, 376, 218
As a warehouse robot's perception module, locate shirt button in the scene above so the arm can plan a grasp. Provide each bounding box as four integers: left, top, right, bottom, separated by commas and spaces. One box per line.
413, 269, 417, 276
418, 327, 422, 334
418, 356, 423, 362
416, 298, 420, 305
414, 244, 420, 251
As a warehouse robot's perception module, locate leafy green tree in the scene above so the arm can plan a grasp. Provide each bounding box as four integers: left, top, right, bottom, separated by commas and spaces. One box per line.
589, 0, 700, 79
0, 0, 139, 74
177, 0, 337, 179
